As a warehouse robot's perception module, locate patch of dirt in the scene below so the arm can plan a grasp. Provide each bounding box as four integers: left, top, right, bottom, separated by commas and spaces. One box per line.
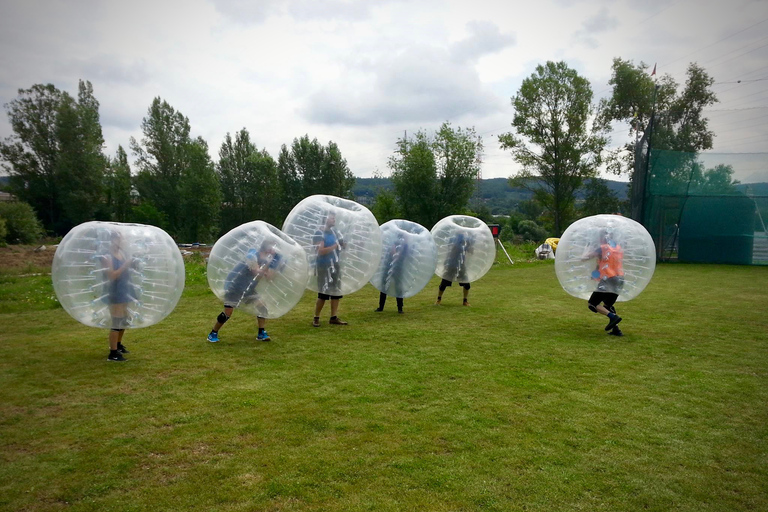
0, 244, 56, 272
0, 244, 210, 273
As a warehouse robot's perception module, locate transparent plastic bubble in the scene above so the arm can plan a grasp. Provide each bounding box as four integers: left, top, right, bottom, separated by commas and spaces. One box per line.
282, 195, 383, 296
370, 219, 437, 299
431, 215, 495, 283
207, 221, 309, 319
555, 214, 656, 301
52, 221, 185, 329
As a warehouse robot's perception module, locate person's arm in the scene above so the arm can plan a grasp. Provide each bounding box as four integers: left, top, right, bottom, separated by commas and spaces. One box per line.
315, 236, 338, 256
581, 246, 600, 261
106, 253, 130, 280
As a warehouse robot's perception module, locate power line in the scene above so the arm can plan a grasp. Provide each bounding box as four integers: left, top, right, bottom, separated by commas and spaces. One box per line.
713, 77, 768, 85
661, 16, 768, 69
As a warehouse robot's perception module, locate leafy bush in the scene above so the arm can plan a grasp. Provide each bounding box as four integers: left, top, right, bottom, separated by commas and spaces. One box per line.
0, 218, 7, 246
0, 201, 44, 244
516, 220, 548, 243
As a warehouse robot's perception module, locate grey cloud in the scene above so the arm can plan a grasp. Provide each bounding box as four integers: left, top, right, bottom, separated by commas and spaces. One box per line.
450, 21, 516, 64
581, 8, 619, 33
572, 7, 619, 48
287, 0, 372, 21
209, 0, 281, 24
210, 0, 389, 24
100, 104, 142, 131
64, 56, 151, 87
302, 46, 504, 126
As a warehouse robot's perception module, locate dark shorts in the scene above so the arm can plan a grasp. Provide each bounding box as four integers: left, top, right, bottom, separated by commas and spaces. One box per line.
317, 293, 343, 301
588, 292, 618, 308
107, 282, 134, 304
224, 289, 259, 307
596, 276, 625, 294
317, 263, 342, 297
440, 278, 470, 290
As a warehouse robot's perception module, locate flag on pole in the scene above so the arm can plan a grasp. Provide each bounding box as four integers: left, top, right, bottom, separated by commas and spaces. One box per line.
651, 63, 657, 76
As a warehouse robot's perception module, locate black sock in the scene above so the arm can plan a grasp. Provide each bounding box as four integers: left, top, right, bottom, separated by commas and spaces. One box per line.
330, 316, 337, 320
258, 328, 264, 334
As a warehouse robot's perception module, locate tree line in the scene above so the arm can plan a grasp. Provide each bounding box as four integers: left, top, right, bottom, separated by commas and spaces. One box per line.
0, 57, 734, 243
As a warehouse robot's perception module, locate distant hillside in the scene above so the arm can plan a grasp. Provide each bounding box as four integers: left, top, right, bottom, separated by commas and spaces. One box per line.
353, 177, 630, 214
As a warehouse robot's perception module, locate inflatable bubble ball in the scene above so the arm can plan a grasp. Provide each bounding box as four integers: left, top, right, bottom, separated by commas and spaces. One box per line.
207, 221, 309, 319
282, 195, 382, 296
554, 214, 656, 301
52, 221, 185, 329
370, 219, 437, 299
431, 215, 495, 283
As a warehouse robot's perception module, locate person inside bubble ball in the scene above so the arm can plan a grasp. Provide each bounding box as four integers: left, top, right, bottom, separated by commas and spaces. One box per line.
582, 228, 625, 336
312, 212, 347, 327
105, 230, 135, 362
436, 230, 473, 306
375, 233, 409, 314
207, 240, 282, 343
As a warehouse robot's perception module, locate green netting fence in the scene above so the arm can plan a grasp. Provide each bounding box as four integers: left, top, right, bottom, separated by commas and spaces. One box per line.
635, 149, 768, 265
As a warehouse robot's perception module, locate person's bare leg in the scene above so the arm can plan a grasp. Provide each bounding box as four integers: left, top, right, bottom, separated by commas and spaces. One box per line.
212, 306, 234, 332
315, 299, 326, 317
330, 298, 340, 317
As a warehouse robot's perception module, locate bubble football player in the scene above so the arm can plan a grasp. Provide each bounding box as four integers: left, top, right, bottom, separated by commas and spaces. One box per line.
105, 230, 135, 361
582, 229, 625, 336
207, 241, 282, 343
375, 233, 409, 314
436, 230, 473, 306
312, 212, 348, 327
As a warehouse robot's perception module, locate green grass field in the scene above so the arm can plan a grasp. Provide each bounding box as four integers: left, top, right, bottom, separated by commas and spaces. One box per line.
1, 254, 767, 511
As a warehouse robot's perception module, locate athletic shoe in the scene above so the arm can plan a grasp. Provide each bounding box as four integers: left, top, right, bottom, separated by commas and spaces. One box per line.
117, 342, 129, 354
374, 308, 383, 312
605, 315, 622, 331
463, 300, 471, 307
608, 327, 623, 337
207, 332, 219, 343
107, 351, 126, 362
435, 298, 442, 305
257, 331, 271, 341
312, 317, 321, 327
398, 310, 404, 314
329, 317, 348, 325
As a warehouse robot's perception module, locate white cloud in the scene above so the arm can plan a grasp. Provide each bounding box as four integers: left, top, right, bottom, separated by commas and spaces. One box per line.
0, 0, 766, 181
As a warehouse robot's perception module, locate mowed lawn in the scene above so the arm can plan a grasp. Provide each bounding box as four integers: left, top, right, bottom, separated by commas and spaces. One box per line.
1, 257, 767, 511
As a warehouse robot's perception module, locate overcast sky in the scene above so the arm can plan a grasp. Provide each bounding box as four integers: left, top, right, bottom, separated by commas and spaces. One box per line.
1, 0, 767, 183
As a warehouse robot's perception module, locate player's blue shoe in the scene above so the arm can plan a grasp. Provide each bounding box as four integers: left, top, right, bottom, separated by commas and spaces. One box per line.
207, 332, 219, 343
257, 330, 271, 341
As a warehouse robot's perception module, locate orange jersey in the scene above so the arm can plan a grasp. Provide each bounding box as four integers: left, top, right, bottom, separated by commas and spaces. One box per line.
599, 243, 624, 279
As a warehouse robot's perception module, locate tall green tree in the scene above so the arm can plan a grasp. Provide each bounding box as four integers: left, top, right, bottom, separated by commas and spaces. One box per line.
217, 129, 279, 230
218, 129, 256, 229
500, 61, 607, 236
0, 81, 107, 234
276, 145, 302, 222
275, 135, 355, 221
104, 145, 133, 222
130, 97, 192, 236
245, 149, 279, 226
389, 131, 437, 227
55, 81, 107, 228
0, 84, 61, 232
580, 178, 621, 217
600, 59, 718, 176
388, 122, 483, 228
179, 137, 221, 242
